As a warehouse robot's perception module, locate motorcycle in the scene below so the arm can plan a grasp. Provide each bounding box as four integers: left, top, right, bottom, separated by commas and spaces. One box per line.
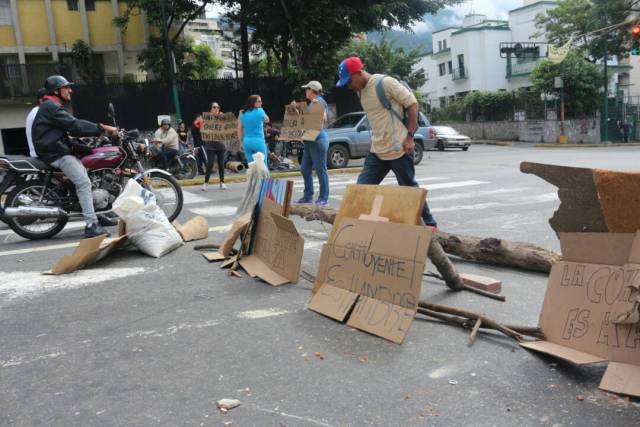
140, 139, 198, 180
0, 103, 184, 240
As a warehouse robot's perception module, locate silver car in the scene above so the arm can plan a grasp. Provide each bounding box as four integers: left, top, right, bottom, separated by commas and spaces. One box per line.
432, 126, 471, 151
325, 112, 436, 169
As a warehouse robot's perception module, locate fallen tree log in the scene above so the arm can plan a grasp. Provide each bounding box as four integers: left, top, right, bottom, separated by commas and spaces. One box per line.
290, 205, 559, 273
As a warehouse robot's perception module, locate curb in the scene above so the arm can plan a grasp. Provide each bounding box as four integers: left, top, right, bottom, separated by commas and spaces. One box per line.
177, 166, 363, 187
536, 142, 640, 148
470, 140, 514, 146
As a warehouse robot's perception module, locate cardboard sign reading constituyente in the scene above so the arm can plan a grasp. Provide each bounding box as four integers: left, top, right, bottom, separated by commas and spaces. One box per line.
202, 112, 238, 142
308, 218, 432, 343
278, 101, 324, 141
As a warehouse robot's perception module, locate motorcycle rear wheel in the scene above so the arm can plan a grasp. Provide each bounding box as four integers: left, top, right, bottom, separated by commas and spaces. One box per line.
4, 180, 69, 240
180, 157, 198, 180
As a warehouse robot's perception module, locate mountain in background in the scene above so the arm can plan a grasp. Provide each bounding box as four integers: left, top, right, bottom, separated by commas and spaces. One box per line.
366, 9, 462, 56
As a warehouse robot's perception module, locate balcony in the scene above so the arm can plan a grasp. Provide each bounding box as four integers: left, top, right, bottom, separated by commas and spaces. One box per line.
452, 67, 468, 80
0, 63, 72, 100
507, 60, 538, 78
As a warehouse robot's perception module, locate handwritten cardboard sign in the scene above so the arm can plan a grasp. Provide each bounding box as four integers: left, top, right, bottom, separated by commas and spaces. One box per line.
239, 197, 304, 286
308, 218, 432, 343
278, 101, 324, 141
521, 232, 640, 397
201, 112, 238, 142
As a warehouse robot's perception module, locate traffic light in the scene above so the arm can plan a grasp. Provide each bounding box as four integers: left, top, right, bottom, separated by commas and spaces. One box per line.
632, 24, 640, 55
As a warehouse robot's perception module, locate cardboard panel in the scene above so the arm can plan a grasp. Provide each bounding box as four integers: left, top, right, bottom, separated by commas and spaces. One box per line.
346, 296, 416, 344
329, 185, 426, 241
220, 213, 252, 257
203, 252, 226, 262
278, 102, 324, 141
201, 112, 238, 142
173, 216, 208, 242
599, 362, 640, 397
520, 162, 607, 232
307, 284, 358, 322
559, 233, 635, 264
239, 256, 288, 286
593, 170, 640, 233
520, 341, 606, 365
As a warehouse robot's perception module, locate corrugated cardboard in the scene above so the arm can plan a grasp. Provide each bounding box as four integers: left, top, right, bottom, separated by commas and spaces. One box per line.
278, 101, 324, 141
173, 216, 209, 242
521, 232, 640, 396
308, 218, 432, 343
239, 198, 304, 286
48, 222, 129, 275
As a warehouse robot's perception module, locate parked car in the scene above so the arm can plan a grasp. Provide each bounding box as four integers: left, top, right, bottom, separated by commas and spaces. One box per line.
432, 126, 471, 151
324, 112, 436, 169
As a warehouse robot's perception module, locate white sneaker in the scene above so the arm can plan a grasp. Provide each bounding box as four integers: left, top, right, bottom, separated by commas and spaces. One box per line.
219, 182, 227, 190
201, 183, 208, 191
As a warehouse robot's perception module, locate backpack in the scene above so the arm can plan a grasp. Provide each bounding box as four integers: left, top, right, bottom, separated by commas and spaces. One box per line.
374, 75, 415, 129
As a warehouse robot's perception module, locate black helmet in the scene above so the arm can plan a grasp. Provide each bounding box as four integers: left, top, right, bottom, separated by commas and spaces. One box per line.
160, 118, 171, 126
36, 87, 46, 99
44, 75, 74, 93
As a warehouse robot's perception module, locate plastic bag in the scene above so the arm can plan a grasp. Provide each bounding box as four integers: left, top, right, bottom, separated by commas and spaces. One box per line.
236, 152, 270, 216
112, 179, 183, 257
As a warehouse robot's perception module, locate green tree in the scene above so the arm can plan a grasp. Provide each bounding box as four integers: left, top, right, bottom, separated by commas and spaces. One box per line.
534, 0, 634, 62
137, 37, 223, 80
185, 43, 224, 79
71, 40, 104, 84
530, 51, 603, 116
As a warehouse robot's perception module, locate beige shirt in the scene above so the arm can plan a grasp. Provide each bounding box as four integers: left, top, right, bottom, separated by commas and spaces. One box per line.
154, 127, 179, 151
359, 74, 417, 160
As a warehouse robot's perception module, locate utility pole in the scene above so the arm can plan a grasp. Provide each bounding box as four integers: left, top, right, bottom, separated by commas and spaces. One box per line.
160, 0, 182, 122
602, 36, 609, 142
233, 49, 239, 81
558, 65, 566, 144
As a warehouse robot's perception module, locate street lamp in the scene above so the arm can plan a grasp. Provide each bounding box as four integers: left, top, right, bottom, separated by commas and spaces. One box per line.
160, 0, 182, 122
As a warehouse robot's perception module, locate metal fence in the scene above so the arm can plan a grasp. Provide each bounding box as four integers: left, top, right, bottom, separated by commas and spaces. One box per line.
0, 63, 73, 99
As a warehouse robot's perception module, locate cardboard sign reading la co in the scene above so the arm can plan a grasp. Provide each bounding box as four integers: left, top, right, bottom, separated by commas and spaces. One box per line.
308, 219, 432, 344
202, 112, 238, 142
278, 101, 324, 141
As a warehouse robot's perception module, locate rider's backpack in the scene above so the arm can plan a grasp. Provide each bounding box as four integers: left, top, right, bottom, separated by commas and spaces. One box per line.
374, 74, 416, 129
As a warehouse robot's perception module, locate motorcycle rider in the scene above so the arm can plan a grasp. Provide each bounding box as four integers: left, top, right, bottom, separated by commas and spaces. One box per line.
32, 75, 119, 238
152, 118, 180, 171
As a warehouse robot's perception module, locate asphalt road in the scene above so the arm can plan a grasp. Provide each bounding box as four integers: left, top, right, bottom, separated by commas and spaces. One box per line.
1, 144, 639, 426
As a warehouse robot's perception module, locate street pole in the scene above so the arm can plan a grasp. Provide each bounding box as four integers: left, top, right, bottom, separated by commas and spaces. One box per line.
233, 49, 239, 81
602, 35, 609, 142
160, 0, 182, 122
559, 63, 566, 144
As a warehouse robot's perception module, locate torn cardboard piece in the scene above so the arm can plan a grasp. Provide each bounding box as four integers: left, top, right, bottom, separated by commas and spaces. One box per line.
521, 232, 640, 397
308, 218, 432, 344
278, 101, 324, 141
173, 216, 209, 242
220, 213, 252, 257
239, 198, 304, 286
460, 274, 502, 294
201, 112, 238, 142
48, 222, 129, 275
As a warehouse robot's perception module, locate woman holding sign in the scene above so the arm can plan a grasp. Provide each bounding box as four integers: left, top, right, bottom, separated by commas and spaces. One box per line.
237, 94, 270, 166
296, 81, 329, 207
203, 102, 227, 191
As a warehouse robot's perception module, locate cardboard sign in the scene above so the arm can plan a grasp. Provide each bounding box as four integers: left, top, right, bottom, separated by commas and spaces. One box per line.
173, 216, 209, 242
48, 222, 129, 275
521, 232, 640, 396
278, 101, 324, 141
201, 112, 238, 142
239, 197, 304, 286
308, 218, 432, 343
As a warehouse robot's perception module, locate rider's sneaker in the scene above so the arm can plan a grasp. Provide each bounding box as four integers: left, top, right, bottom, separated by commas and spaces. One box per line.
295, 197, 313, 205
98, 214, 119, 227
219, 182, 227, 190
85, 223, 110, 238
315, 198, 329, 208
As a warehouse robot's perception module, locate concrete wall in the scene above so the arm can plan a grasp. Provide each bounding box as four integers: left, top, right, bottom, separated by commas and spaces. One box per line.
440, 118, 601, 143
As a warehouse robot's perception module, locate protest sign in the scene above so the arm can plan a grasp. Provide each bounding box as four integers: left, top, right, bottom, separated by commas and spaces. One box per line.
278, 101, 324, 141
202, 112, 238, 142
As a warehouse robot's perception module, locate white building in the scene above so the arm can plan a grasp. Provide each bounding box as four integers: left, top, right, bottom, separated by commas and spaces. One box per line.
184, 18, 241, 79
417, 1, 558, 110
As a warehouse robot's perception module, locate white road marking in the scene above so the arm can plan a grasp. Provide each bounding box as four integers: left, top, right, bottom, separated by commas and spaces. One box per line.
1, 351, 67, 368
189, 205, 237, 217
431, 192, 557, 213
292, 176, 448, 189
0, 225, 232, 257
181, 190, 210, 205
125, 319, 222, 339
236, 308, 293, 320
428, 187, 532, 202
422, 180, 489, 190
0, 267, 147, 302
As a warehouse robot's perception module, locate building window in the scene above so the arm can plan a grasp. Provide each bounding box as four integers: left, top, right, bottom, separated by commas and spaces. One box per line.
86, 0, 96, 11
438, 63, 446, 76
67, 0, 79, 11
0, 0, 10, 25
443, 40, 447, 49
439, 97, 447, 108
437, 41, 442, 51
448, 61, 453, 74
458, 54, 465, 72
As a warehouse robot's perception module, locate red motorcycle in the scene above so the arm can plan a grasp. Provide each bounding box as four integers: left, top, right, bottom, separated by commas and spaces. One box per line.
0, 104, 184, 240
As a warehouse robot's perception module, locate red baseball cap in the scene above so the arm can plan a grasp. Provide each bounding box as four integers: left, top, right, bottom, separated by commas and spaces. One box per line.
336, 57, 364, 87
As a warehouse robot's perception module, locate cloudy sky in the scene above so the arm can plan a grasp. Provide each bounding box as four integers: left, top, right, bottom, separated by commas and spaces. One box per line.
207, 0, 526, 33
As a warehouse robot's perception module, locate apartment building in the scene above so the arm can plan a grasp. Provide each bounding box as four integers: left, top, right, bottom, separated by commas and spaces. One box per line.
0, 0, 148, 154
183, 17, 241, 79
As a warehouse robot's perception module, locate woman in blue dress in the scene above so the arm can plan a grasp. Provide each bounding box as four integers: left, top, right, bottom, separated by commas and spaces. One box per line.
237, 94, 270, 165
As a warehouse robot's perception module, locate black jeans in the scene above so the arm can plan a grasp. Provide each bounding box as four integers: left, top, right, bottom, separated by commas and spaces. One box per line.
204, 148, 226, 183
195, 146, 207, 173
356, 152, 437, 226
158, 148, 178, 170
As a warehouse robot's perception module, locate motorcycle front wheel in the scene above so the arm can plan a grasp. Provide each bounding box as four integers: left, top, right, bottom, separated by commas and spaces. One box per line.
180, 157, 198, 180
3, 180, 69, 240
139, 171, 184, 222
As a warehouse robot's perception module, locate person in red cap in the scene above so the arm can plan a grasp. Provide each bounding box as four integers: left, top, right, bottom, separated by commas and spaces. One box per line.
336, 56, 437, 227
